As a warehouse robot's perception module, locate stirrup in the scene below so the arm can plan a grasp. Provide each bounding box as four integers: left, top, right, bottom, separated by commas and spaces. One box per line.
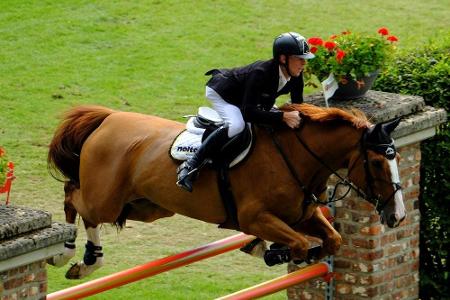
176, 162, 199, 177
176, 162, 198, 192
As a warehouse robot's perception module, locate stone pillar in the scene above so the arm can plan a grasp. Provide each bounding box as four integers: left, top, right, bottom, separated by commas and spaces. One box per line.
0, 206, 76, 300
287, 91, 447, 300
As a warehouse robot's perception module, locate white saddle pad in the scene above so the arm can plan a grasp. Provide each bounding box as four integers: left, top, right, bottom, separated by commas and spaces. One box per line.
170, 130, 202, 161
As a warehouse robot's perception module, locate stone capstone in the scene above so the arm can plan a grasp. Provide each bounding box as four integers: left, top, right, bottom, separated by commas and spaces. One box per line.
0, 205, 76, 261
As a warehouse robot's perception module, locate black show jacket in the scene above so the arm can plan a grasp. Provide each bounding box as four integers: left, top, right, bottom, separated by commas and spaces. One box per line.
205, 58, 304, 125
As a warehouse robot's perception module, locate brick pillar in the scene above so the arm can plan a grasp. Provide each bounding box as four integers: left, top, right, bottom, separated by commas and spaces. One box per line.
333, 143, 420, 299
288, 143, 421, 300
0, 260, 47, 300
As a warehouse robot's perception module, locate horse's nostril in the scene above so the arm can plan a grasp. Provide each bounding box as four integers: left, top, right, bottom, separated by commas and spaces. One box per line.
390, 214, 397, 223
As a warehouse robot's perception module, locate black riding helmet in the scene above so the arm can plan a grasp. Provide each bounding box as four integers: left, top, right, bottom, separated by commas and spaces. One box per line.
273, 32, 315, 60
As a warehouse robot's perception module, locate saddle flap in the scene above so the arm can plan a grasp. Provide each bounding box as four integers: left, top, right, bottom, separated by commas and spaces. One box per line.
219, 124, 253, 168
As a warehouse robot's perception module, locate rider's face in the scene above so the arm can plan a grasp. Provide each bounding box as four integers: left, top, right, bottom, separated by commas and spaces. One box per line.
287, 56, 306, 77
279, 55, 307, 78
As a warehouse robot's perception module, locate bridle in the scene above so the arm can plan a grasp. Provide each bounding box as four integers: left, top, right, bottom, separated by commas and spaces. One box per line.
267, 123, 403, 216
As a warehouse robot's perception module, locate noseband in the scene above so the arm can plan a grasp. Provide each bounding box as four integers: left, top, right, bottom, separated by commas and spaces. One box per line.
267, 125, 402, 216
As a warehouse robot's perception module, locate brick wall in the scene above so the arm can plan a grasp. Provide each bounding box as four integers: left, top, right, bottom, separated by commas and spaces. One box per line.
288, 142, 421, 300
0, 260, 47, 300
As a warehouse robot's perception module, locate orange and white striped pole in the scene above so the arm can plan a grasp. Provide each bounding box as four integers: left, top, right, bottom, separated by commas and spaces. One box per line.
216, 262, 331, 300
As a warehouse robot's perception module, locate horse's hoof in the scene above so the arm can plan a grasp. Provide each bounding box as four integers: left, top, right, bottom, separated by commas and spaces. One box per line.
65, 263, 83, 279
65, 258, 104, 279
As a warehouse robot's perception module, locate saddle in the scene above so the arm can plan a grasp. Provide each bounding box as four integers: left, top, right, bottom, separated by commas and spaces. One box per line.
170, 107, 254, 229
170, 107, 253, 168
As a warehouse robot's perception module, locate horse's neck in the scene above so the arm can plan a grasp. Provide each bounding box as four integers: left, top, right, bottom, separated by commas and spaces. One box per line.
307, 122, 362, 168
279, 123, 362, 191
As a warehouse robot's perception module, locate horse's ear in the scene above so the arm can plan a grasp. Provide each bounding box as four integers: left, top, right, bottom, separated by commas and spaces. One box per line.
382, 118, 401, 135
365, 123, 381, 144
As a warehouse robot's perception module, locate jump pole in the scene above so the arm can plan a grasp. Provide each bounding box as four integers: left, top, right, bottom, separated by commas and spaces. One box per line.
47, 233, 255, 300
216, 262, 331, 300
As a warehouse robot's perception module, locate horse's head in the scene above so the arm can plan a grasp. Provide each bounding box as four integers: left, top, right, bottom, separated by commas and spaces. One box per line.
348, 118, 406, 228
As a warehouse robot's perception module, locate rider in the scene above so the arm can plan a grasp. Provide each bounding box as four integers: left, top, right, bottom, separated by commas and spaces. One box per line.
177, 32, 315, 192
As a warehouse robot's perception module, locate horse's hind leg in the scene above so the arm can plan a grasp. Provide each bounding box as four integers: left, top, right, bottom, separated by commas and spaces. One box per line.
65, 220, 104, 279
47, 181, 78, 267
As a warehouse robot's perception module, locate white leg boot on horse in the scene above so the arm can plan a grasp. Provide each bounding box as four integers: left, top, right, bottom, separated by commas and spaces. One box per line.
176, 126, 230, 192
66, 224, 104, 279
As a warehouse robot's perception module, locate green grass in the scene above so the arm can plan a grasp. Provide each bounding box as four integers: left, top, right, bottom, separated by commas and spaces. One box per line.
1, 0, 449, 299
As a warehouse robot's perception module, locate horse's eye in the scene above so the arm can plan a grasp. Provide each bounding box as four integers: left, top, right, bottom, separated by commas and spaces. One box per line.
371, 159, 383, 169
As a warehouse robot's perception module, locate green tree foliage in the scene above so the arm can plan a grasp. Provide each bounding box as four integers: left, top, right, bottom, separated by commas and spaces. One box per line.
374, 35, 450, 299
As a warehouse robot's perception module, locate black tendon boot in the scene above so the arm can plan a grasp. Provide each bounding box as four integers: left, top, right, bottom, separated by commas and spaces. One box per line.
177, 126, 229, 192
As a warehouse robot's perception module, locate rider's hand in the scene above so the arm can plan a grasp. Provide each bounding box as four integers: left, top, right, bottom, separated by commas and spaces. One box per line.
283, 111, 301, 129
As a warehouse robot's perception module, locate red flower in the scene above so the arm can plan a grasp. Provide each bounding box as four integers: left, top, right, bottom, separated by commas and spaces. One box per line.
0, 148, 4, 157
387, 35, 398, 42
336, 49, 346, 63
324, 41, 337, 50
330, 34, 338, 40
310, 46, 318, 54
8, 162, 14, 169
307, 37, 324, 46
378, 27, 389, 36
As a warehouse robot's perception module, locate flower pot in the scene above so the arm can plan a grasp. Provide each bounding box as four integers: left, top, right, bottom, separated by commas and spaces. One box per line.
330, 70, 380, 100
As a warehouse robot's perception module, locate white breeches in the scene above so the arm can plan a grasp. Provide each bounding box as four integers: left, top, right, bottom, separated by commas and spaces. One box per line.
206, 86, 245, 138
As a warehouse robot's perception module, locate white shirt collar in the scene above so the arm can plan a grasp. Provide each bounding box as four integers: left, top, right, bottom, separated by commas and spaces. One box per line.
278, 65, 291, 92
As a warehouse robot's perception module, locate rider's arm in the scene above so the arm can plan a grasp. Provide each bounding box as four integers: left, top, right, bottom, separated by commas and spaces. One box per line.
241, 70, 284, 125
289, 73, 305, 104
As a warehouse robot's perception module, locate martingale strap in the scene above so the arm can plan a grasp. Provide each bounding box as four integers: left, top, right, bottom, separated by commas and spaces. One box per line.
217, 166, 240, 230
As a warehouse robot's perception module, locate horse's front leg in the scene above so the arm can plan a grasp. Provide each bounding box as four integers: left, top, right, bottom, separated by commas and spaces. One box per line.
65, 220, 104, 279
295, 207, 342, 258
240, 211, 311, 262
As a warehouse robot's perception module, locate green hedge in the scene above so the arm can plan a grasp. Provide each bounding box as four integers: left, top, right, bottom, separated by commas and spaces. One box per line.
373, 35, 450, 299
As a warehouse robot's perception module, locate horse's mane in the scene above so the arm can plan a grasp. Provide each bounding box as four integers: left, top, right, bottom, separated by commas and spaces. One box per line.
280, 103, 371, 129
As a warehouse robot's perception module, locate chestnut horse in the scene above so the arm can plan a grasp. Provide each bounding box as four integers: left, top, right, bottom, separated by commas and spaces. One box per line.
47, 103, 406, 279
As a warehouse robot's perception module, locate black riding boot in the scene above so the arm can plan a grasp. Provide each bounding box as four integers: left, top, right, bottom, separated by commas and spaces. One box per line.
176, 126, 229, 192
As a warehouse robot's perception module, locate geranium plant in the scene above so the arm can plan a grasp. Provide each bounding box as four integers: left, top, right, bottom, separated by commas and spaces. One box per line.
0, 147, 14, 186
305, 27, 399, 84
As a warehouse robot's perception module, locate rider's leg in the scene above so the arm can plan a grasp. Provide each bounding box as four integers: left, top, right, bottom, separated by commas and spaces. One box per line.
176, 87, 244, 192
206, 86, 245, 138
177, 126, 229, 192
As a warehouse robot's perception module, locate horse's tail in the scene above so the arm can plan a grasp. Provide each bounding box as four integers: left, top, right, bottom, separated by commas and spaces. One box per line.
48, 105, 116, 184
